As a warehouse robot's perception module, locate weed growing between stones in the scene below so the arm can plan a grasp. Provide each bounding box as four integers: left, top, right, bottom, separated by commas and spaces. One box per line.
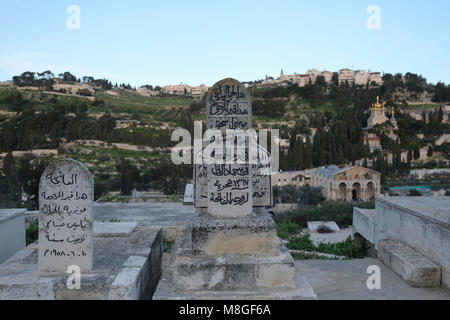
26, 221, 38, 245
163, 238, 174, 253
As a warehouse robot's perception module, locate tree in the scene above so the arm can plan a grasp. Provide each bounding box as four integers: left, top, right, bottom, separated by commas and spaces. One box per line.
115, 157, 138, 195
17, 154, 51, 209
4, 91, 24, 112
2, 152, 15, 178
62, 72, 77, 82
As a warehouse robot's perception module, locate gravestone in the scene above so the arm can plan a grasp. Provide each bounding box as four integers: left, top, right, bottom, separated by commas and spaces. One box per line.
38, 159, 94, 273
194, 78, 272, 212
183, 183, 194, 205
153, 79, 317, 299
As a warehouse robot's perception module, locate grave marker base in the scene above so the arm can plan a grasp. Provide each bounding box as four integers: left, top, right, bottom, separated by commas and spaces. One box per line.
154, 208, 317, 300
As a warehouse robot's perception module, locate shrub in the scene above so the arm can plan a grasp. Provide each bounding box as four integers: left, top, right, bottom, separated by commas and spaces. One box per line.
285, 201, 375, 229
315, 236, 364, 258
287, 235, 364, 259
76, 89, 93, 96
277, 219, 301, 239
291, 252, 337, 260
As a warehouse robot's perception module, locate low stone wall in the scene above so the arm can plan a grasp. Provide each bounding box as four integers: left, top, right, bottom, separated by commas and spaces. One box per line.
374, 197, 450, 288
352, 208, 375, 244
0, 209, 26, 264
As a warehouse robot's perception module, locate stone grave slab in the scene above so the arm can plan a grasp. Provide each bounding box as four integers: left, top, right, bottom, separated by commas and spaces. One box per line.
94, 222, 138, 238
307, 221, 340, 233
38, 158, 94, 273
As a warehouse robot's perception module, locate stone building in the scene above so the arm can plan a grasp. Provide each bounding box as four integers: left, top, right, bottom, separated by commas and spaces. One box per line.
369, 72, 383, 85
266, 69, 334, 88
339, 69, 383, 86
190, 84, 210, 99
272, 171, 313, 188
363, 132, 382, 152
163, 83, 191, 95
355, 70, 369, 86
338, 68, 356, 85
313, 165, 381, 202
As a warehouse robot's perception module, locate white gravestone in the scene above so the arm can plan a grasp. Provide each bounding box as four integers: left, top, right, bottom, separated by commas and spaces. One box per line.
38, 159, 94, 273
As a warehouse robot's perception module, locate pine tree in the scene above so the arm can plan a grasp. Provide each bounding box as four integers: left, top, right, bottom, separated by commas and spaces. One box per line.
3, 152, 15, 179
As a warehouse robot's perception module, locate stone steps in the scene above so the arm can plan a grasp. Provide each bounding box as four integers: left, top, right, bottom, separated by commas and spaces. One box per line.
378, 239, 441, 287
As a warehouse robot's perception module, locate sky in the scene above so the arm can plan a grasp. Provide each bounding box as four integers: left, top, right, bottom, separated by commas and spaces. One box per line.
0, 0, 449, 87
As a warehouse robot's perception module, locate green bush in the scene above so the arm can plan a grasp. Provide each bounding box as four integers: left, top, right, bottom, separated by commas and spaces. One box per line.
277, 219, 301, 239
287, 234, 363, 259
316, 236, 364, 258
291, 252, 338, 260
286, 234, 316, 252
285, 201, 375, 229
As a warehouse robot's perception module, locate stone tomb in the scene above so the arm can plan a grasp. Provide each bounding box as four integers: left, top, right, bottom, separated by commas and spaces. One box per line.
0, 158, 163, 300
154, 78, 316, 299
38, 158, 94, 273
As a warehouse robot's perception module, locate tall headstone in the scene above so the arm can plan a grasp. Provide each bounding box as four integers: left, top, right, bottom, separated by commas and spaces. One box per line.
38, 159, 94, 273
194, 78, 272, 213
154, 79, 314, 300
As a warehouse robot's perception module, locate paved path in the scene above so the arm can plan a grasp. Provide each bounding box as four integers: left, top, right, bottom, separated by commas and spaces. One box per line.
94, 202, 196, 227
295, 258, 450, 300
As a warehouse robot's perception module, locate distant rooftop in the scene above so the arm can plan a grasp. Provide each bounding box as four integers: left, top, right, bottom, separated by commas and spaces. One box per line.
315, 165, 347, 178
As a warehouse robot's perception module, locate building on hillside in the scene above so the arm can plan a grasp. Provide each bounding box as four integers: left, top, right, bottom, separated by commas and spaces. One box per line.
390, 106, 398, 129
266, 69, 334, 88
367, 96, 389, 128
190, 84, 210, 99
272, 171, 313, 188
137, 87, 160, 97
339, 69, 383, 86
321, 71, 333, 84
313, 165, 381, 202
306, 69, 322, 83
363, 132, 382, 153
369, 72, 383, 85
163, 83, 191, 95
338, 68, 356, 85
354, 70, 369, 86
278, 138, 290, 154
53, 83, 94, 95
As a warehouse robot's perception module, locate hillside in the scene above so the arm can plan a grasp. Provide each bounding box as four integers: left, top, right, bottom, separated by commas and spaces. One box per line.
0, 73, 449, 210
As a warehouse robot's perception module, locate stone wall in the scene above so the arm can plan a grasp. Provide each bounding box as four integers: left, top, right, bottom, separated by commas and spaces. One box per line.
0, 209, 26, 264
370, 197, 450, 288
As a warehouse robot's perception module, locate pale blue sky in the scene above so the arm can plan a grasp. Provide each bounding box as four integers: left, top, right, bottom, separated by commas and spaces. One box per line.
0, 0, 449, 87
